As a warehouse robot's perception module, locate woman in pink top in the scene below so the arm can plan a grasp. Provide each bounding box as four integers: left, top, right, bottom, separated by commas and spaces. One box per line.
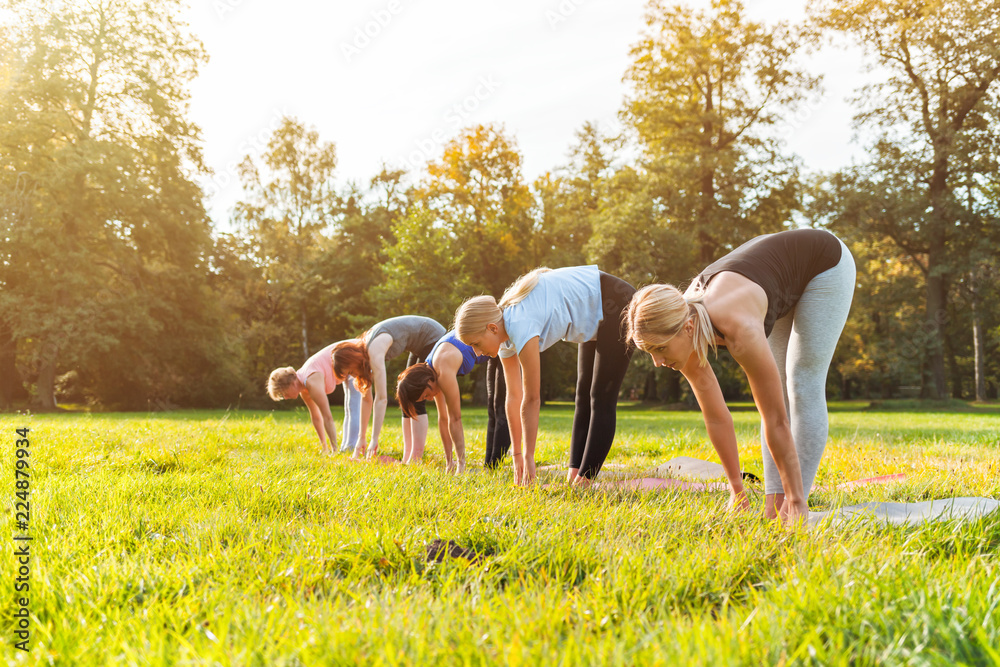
267, 342, 368, 454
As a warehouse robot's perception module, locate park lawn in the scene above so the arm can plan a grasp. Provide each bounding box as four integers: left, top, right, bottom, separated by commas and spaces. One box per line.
1, 402, 999, 665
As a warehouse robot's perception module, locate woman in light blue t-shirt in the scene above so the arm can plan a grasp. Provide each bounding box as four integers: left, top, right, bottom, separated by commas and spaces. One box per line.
454, 266, 636, 485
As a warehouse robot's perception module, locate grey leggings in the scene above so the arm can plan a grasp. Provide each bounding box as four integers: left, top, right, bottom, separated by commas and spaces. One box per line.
338, 376, 363, 453
761, 240, 856, 495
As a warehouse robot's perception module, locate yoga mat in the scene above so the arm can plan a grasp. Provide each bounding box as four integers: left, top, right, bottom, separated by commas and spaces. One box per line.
537, 463, 629, 472
829, 473, 907, 491
653, 457, 760, 483
654, 456, 727, 480
537, 463, 632, 480
592, 477, 725, 492
808, 497, 1000, 527
656, 458, 908, 489
586, 464, 907, 495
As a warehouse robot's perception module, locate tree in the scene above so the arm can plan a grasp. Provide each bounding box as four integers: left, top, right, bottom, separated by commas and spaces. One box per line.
623, 0, 816, 266
534, 122, 615, 269
811, 0, 1000, 398
205, 232, 286, 407
0, 0, 223, 409
233, 116, 338, 362
585, 165, 698, 288
325, 166, 403, 337
370, 205, 464, 330
965, 260, 999, 402
417, 124, 536, 297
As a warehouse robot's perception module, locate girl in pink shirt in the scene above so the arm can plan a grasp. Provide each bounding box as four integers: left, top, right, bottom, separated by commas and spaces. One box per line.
267, 342, 367, 454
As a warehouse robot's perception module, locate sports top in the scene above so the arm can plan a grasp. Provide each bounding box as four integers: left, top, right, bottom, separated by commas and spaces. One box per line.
365, 316, 447, 362
498, 265, 603, 358
427, 331, 488, 377
296, 343, 339, 394
693, 229, 843, 337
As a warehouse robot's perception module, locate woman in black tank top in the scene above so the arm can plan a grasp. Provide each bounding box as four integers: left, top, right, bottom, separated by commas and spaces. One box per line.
624, 229, 855, 524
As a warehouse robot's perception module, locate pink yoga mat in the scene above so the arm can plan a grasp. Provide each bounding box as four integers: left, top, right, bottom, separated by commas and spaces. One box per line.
593, 478, 726, 492
832, 473, 907, 490
570, 472, 907, 494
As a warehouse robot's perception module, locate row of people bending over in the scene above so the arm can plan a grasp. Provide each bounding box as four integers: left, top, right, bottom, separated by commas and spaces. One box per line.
267, 228, 856, 523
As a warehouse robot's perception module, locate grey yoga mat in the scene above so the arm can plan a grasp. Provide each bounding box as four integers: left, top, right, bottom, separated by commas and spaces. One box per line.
808, 497, 1000, 527
654, 456, 727, 480
654, 456, 761, 483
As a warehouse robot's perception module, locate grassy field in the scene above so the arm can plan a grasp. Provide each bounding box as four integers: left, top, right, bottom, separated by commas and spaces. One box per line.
2, 401, 999, 665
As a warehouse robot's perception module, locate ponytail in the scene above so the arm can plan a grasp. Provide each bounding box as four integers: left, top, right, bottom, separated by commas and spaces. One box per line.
684, 291, 718, 367
455, 267, 552, 345
498, 267, 552, 309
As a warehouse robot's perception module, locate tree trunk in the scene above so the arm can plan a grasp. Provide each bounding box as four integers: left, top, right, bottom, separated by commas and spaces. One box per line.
970, 272, 987, 402
919, 355, 933, 399
698, 79, 716, 266
0, 323, 26, 408
663, 371, 681, 403
34, 339, 58, 410
642, 369, 657, 401
698, 169, 716, 265
945, 335, 963, 399
300, 305, 309, 361
924, 267, 948, 400
924, 143, 952, 400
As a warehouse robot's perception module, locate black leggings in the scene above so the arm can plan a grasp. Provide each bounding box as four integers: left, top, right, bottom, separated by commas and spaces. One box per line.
570, 272, 635, 479
483, 356, 511, 468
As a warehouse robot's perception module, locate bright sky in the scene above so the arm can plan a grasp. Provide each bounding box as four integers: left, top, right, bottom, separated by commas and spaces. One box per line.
184, 0, 871, 227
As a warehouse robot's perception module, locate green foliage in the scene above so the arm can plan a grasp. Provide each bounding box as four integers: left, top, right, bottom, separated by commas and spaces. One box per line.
417, 124, 537, 297
0, 0, 238, 409
534, 122, 613, 269
624, 0, 816, 264
586, 165, 698, 288
810, 0, 1000, 398
323, 167, 404, 336
370, 205, 466, 329
233, 116, 339, 363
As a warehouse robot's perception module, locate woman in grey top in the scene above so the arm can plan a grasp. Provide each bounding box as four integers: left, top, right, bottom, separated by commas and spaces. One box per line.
331, 316, 446, 462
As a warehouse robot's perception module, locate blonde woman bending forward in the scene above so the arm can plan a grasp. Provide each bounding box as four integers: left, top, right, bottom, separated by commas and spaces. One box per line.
455, 266, 636, 486
625, 229, 855, 523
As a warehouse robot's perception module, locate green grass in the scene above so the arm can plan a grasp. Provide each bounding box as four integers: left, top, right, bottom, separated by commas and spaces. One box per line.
1, 402, 999, 665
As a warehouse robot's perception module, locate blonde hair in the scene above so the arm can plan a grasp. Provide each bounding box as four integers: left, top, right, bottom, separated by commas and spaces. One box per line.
267, 367, 298, 400
498, 267, 551, 308
454, 296, 502, 344
624, 284, 718, 367
454, 267, 553, 343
